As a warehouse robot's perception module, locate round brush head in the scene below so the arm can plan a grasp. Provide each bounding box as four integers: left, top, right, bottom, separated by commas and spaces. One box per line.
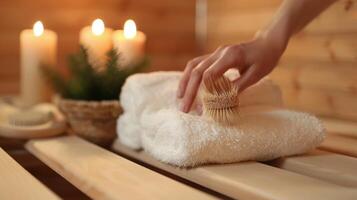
201, 75, 240, 125
8, 110, 53, 126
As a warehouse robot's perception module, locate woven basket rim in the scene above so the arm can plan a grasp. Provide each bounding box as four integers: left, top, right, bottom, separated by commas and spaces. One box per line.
59, 98, 119, 103
58, 98, 120, 107
57, 98, 122, 121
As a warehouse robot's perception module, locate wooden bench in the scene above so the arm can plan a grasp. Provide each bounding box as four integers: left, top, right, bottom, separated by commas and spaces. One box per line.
320, 118, 357, 157
269, 150, 357, 187
112, 140, 357, 200
0, 148, 60, 200
0, 117, 356, 199
320, 134, 357, 158
25, 136, 215, 200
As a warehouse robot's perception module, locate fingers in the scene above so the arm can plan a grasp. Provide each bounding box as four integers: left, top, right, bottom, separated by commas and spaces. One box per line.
180, 45, 247, 113
177, 55, 208, 98
202, 45, 245, 83
201, 56, 229, 87
233, 64, 263, 93
180, 55, 217, 112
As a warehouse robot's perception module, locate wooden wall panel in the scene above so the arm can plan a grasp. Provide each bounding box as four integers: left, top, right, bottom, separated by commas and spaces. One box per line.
0, 0, 196, 95
207, 0, 357, 121
270, 62, 357, 93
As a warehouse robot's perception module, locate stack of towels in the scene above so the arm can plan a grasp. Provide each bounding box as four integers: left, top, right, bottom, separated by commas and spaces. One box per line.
115, 71, 325, 167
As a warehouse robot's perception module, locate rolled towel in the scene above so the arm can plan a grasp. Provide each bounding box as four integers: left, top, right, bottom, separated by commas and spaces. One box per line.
117, 113, 142, 149
116, 71, 325, 167
117, 71, 282, 149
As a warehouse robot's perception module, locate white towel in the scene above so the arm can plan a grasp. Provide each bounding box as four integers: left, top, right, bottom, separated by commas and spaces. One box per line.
116, 71, 325, 167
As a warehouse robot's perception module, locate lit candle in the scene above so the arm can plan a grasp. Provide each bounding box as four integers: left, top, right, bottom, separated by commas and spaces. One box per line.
80, 19, 113, 71
112, 19, 146, 66
20, 21, 57, 107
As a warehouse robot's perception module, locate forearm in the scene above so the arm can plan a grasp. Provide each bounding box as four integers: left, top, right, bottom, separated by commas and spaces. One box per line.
261, 0, 337, 44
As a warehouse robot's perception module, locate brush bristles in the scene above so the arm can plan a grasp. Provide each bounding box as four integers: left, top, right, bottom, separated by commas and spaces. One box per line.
201, 76, 239, 125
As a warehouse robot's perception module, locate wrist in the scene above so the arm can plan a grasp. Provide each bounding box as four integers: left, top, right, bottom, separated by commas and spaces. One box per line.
257, 20, 290, 53
268, 12, 294, 48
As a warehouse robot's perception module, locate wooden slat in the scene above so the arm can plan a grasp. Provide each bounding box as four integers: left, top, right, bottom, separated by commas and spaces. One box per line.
270, 149, 357, 187
270, 62, 357, 93
0, 33, 195, 57
7, 149, 92, 200
25, 136, 215, 200
0, 0, 194, 11
112, 140, 357, 200
207, 0, 357, 35
284, 35, 357, 62
322, 118, 357, 137
278, 86, 357, 122
0, 148, 60, 200
147, 54, 193, 70
319, 134, 357, 158
208, 34, 357, 63
208, 0, 282, 12
0, 9, 194, 34
0, 82, 19, 97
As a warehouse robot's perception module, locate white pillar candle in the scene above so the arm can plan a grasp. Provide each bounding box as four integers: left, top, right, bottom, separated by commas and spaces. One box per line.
20, 21, 57, 107
112, 19, 146, 66
79, 19, 113, 71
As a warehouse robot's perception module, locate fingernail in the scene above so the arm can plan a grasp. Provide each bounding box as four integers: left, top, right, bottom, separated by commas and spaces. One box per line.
180, 102, 187, 112
196, 104, 203, 115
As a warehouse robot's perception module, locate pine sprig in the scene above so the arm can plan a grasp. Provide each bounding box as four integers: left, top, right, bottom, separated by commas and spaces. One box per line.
42, 46, 148, 101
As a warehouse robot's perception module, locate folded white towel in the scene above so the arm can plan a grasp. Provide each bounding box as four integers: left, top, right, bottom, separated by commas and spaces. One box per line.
116, 71, 325, 167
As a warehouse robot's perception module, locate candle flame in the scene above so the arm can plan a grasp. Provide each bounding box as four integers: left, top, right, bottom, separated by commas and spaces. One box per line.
123, 19, 137, 39
33, 21, 44, 37
92, 19, 105, 36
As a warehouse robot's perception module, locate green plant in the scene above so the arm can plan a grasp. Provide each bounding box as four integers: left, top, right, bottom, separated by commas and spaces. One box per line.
42, 46, 148, 101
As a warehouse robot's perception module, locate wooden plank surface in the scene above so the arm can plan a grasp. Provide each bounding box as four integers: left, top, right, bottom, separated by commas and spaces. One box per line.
270, 150, 357, 188
208, 34, 357, 63
319, 134, 357, 158
270, 62, 357, 93
322, 118, 357, 137
25, 136, 215, 200
7, 149, 91, 200
112, 140, 357, 200
278, 86, 357, 121
207, 0, 357, 35
0, 148, 60, 200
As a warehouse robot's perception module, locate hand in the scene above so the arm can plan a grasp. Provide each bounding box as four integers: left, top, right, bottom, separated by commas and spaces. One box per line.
177, 30, 289, 113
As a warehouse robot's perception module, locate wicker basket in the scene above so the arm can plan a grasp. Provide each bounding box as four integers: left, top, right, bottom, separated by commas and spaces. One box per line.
57, 98, 122, 146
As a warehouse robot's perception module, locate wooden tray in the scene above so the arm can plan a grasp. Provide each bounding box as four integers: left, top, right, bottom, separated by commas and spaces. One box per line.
0, 103, 66, 139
